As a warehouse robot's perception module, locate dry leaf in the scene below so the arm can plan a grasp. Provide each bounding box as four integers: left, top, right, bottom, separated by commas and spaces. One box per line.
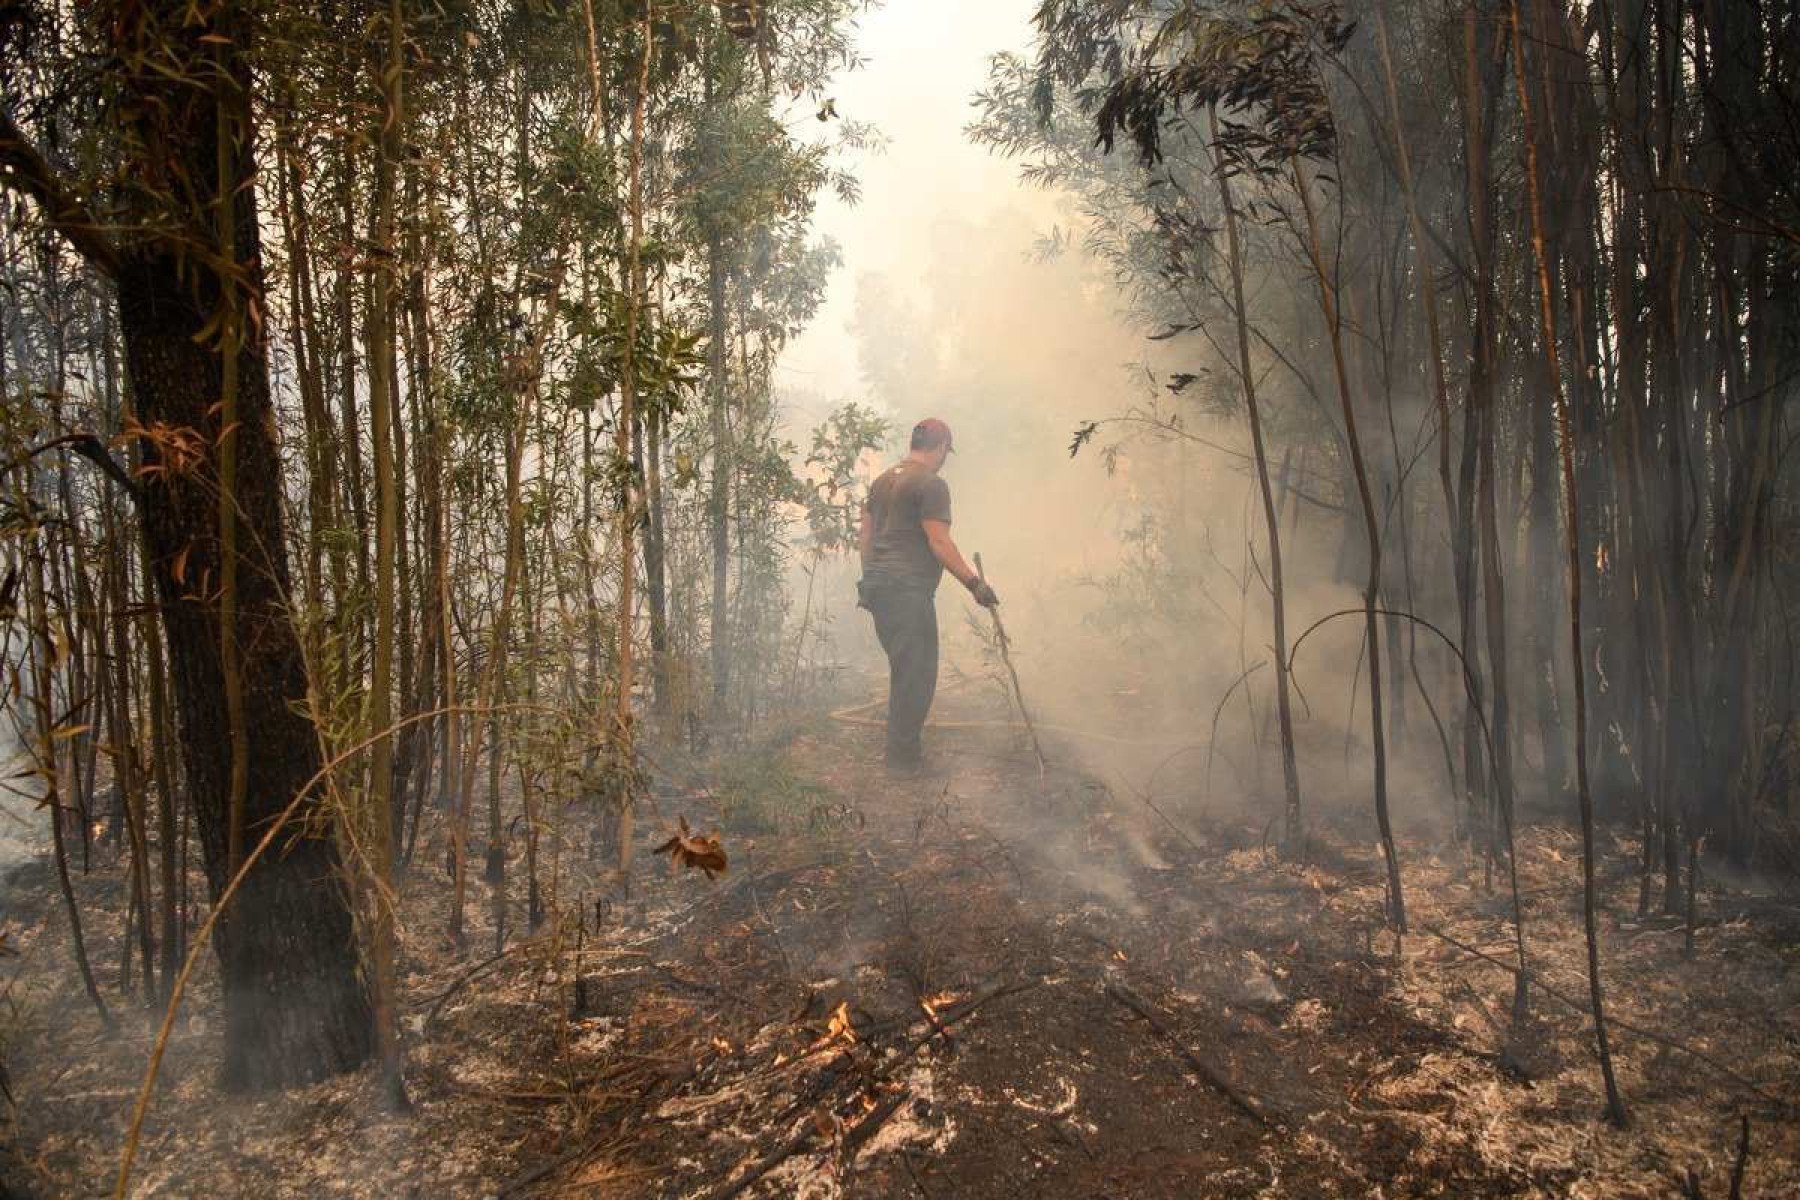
652, 816, 728, 878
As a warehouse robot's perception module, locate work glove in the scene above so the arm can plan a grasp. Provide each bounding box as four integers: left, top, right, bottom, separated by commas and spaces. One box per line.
970, 580, 1000, 608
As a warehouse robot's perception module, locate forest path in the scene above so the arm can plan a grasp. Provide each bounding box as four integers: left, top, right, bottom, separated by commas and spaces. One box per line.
6, 694, 1797, 1198
532, 707, 1564, 1198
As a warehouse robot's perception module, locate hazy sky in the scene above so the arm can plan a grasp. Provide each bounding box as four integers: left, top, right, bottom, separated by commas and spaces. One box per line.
776, 0, 1056, 394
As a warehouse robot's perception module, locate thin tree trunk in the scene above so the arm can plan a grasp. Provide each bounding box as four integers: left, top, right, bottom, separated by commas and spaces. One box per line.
611, 4, 653, 878
105, 488, 156, 996
1210, 107, 1302, 855
1377, 0, 1480, 815
1462, 0, 1516, 880
707, 231, 731, 728
1510, 0, 1626, 1126
645, 401, 671, 720
21, 527, 109, 1025
1294, 158, 1405, 933
362, 0, 410, 1109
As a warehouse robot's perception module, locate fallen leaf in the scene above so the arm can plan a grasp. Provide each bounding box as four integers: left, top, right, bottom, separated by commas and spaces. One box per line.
652, 816, 728, 878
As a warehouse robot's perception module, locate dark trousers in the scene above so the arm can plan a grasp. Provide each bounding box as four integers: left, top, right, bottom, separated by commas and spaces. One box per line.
861, 580, 938, 764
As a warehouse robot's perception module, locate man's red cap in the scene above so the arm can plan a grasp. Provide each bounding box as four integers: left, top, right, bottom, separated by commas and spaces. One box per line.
913, 417, 954, 452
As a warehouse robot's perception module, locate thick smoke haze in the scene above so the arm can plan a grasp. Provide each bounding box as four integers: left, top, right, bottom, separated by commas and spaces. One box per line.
776, 0, 1440, 837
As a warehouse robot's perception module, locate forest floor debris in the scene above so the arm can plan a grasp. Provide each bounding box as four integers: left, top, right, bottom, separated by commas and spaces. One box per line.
3, 692, 1798, 1197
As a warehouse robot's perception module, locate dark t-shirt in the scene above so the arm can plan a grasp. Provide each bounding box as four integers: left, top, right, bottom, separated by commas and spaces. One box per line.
863, 460, 952, 589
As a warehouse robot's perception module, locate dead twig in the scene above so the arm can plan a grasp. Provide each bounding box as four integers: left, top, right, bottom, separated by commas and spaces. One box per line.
767, 976, 1041, 1135
1203, 660, 1265, 805
496, 1129, 620, 1197
839, 1087, 913, 1160
873, 976, 1041, 1082
1104, 978, 1281, 1128
421, 937, 544, 1027
705, 1090, 912, 1200
1417, 924, 1791, 1111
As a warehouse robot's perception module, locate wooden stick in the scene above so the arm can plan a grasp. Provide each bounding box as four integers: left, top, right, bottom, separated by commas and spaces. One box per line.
1728, 1115, 1750, 1200
1104, 979, 1280, 1128
706, 1091, 913, 1200
973, 552, 1046, 778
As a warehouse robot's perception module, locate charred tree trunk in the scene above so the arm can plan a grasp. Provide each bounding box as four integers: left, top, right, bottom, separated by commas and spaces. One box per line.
362, 0, 410, 1108
112, 0, 372, 1090
1511, 0, 1626, 1125
1377, 0, 1477, 817
1462, 0, 1517, 874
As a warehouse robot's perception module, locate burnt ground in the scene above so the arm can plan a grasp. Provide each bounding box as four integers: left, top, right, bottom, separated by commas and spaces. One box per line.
4, 690, 1799, 1198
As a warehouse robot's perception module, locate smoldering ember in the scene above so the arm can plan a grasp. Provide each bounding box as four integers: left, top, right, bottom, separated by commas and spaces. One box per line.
1, 0, 1797, 1196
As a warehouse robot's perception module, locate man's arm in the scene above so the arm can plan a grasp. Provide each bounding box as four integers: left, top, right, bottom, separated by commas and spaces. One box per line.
923, 519, 996, 605
857, 504, 873, 568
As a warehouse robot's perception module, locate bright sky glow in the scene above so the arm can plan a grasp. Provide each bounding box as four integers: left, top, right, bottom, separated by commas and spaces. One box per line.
778, 0, 1055, 393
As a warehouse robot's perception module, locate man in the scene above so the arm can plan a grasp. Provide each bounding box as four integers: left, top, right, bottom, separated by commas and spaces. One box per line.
857, 418, 999, 770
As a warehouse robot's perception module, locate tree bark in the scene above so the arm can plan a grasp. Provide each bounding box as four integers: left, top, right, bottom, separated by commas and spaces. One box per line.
1510, 0, 1626, 1125
112, 0, 371, 1089
1294, 158, 1405, 933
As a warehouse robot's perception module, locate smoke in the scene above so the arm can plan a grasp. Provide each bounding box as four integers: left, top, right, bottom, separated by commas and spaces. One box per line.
776, 0, 1463, 848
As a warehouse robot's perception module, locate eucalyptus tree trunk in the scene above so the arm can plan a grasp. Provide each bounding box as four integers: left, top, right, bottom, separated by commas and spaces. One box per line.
43, 330, 96, 868
1209, 109, 1302, 854
1595, 0, 1654, 904
272, 136, 335, 635
1649, 0, 1698, 914
448, 61, 534, 950
1700, 0, 1784, 864
645, 401, 671, 721
114, 369, 184, 1000
103, 479, 155, 994
1510, 0, 1626, 1126
110, 0, 371, 1089
517, 547, 544, 931
611, 3, 654, 877
1377, 0, 1482, 818
1461, 0, 1516, 873
141, 515, 181, 1003
333, 13, 371, 632
401, 151, 444, 867
19, 517, 108, 1024
707, 232, 731, 727
362, 0, 410, 1109
1294, 159, 1405, 934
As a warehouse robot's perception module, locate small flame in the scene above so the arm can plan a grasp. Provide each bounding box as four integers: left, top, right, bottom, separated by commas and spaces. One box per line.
920, 990, 961, 1020
809, 1000, 857, 1051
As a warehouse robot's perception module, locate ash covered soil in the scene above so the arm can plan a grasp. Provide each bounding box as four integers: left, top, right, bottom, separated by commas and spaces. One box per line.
5, 696, 1799, 1198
